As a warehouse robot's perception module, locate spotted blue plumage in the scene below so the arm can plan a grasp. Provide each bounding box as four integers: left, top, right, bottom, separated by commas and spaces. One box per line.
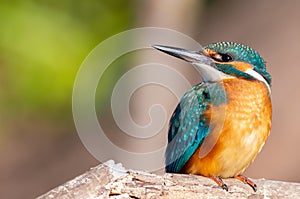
165, 82, 227, 172
205, 42, 271, 85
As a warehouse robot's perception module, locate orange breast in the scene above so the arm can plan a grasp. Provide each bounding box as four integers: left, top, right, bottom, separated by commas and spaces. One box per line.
181, 78, 272, 178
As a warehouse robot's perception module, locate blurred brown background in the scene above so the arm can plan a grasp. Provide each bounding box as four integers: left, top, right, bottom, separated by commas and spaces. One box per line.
1, 0, 300, 198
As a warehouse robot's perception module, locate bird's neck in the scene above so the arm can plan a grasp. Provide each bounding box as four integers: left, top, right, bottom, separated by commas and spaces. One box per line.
221, 77, 271, 102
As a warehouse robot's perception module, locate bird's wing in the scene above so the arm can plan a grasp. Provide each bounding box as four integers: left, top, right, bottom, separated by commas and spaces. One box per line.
165, 82, 226, 172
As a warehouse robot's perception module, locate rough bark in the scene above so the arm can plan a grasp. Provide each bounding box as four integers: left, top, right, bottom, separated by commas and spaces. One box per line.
37, 160, 300, 199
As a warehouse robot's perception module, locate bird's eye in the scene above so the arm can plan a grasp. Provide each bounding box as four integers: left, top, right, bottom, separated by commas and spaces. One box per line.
220, 53, 233, 62
212, 53, 233, 62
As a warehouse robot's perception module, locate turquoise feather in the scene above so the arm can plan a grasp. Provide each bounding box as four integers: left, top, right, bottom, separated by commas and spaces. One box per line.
205, 42, 271, 85
165, 82, 227, 172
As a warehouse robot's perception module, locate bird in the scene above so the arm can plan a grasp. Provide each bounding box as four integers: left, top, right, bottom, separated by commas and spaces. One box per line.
152, 42, 272, 192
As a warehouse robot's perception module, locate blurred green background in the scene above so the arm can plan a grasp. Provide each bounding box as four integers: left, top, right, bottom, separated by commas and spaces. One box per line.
1, 0, 300, 198
0, 0, 133, 198
0, 0, 132, 121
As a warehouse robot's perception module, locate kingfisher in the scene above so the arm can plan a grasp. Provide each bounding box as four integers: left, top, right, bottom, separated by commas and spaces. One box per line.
153, 42, 272, 192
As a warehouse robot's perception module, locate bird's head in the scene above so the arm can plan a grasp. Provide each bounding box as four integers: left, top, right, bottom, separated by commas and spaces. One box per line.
153, 42, 271, 89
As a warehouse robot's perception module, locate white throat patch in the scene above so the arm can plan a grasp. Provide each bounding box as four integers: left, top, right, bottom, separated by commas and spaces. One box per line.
193, 63, 228, 82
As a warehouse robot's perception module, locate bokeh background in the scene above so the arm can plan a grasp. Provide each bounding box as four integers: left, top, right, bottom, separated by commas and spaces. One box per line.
1, 0, 300, 198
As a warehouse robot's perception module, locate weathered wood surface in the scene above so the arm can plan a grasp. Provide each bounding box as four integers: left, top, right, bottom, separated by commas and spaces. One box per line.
37, 160, 300, 199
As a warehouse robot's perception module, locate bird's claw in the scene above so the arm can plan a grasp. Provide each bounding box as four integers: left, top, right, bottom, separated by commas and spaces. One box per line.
210, 176, 228, 191
221, 183, 228, 191
234, 175, 257, 192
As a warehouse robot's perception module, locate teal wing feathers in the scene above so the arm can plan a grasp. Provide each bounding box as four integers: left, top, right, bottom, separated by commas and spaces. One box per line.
165, 82, 227, 172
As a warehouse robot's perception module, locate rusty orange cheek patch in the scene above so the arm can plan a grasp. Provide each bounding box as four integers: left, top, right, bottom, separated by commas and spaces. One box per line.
203, 49, 254, 72
203, 49, 217, 57
230, 61, 253, 72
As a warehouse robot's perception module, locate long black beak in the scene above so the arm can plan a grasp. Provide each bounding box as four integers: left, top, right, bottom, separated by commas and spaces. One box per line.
152, 45, 226, 82
152, 45, 214, 66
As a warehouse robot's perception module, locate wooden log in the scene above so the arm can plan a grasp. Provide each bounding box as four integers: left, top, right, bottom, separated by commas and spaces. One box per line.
37, 160, 300, 199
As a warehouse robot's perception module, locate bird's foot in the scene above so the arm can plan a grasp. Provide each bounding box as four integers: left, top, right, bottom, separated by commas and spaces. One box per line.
210, 176, 228, 191
234, 175, 257, 192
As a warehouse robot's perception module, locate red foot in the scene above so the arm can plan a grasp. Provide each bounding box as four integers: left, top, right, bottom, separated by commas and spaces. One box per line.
234, 175, 257, 192
210, 176, 228, 191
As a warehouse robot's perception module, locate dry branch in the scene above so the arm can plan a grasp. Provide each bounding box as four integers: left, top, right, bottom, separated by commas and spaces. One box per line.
37, 160, 300, 199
